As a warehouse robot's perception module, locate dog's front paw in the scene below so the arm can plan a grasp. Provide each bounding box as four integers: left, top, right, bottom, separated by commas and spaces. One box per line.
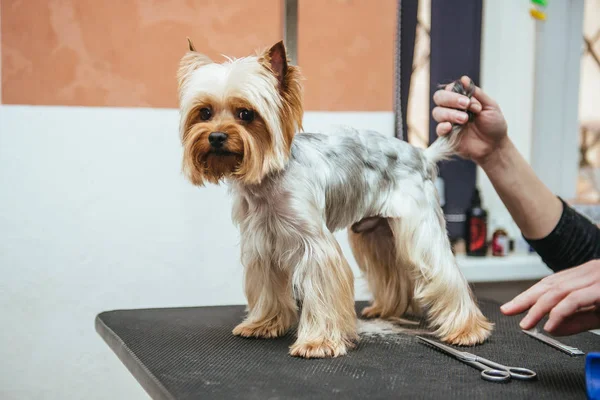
232, 318, 289, 339
361, 304, 383, 319
441, 313, 493, 346
289, 338, 353, 358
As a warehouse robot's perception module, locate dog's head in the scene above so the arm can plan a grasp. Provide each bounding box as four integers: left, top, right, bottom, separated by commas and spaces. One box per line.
177, 39, 303, 186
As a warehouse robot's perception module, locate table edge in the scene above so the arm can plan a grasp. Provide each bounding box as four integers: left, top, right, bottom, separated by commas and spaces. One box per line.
95, 313, 175, 400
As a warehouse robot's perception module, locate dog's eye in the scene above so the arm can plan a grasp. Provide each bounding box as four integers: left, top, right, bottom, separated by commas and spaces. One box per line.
199, 108, 212, 121
238, 109, 255, 122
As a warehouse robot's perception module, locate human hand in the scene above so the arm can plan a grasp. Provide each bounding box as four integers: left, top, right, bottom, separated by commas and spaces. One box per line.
432, 76, 509, 165
500, 260, 600, 336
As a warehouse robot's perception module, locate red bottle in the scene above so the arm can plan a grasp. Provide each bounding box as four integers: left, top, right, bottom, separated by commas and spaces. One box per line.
465, 189, 488, 257
492, 228, 510, 257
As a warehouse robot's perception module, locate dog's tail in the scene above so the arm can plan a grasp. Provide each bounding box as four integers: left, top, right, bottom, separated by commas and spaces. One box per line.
423, 78, 475, 165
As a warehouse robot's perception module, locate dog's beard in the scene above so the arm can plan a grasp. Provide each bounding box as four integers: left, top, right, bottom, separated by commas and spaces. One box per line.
203, 152, 243, 182
182, 122, 277, 186
182, 127, 244, 185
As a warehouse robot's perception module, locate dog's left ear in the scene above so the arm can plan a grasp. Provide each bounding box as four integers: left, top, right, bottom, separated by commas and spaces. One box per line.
261, 41, 288, 88
178, 37, 213, 90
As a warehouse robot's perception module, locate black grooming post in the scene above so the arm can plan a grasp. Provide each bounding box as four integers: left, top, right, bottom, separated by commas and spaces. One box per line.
394, 0, 419, 141
429, 0, 483, 241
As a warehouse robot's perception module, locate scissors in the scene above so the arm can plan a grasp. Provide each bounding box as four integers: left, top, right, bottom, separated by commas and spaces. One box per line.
417, 336, 537, 383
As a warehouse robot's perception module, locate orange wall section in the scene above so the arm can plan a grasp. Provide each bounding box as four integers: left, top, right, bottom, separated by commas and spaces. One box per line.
1, 0, 396, 111
298, 0, 396, 111
1, 0, 282, 108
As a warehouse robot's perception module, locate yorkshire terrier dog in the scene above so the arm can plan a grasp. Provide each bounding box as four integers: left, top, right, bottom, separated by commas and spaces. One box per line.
177, 39, 493, 358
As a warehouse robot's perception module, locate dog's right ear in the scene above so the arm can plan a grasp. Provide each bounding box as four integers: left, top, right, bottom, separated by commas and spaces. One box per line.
187, 37, 197, 52
177, 37, 213, 89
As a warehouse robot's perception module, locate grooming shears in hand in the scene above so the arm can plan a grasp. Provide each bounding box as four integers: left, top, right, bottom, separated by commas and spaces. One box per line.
417, 336, 537, 383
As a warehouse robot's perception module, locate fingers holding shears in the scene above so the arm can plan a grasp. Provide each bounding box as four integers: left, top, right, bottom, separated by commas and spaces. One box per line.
501, 261, 600, 335
513, 275, 594, 330
546, 306, 600, 336
543, 284, 600, 334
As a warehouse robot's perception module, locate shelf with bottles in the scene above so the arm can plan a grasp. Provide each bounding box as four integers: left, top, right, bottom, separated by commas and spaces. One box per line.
449, 186, 553, 282
452, 235, 551, 283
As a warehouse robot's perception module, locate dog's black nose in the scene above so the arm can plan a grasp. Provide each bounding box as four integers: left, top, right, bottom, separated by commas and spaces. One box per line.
208, 132, 228, 148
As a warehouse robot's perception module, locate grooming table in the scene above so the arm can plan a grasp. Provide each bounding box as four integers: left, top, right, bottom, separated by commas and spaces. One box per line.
96, 300, 598, 399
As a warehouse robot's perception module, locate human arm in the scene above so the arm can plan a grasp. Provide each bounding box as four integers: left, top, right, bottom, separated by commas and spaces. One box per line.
432, 76, 562, 240
477, 140, 599, 269
433, 76, 600, 335
432, 76, 599, 266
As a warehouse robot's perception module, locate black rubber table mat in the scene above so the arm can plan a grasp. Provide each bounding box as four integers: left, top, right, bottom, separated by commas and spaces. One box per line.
96, 300, 599, 399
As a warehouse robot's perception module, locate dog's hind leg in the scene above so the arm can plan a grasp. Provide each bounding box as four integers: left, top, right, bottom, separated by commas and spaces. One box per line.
348, 218, 415, 320
386, 180, 493, 345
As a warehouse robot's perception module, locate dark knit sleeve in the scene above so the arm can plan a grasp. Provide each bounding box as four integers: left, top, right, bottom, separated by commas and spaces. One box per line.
525, 198, 600, 272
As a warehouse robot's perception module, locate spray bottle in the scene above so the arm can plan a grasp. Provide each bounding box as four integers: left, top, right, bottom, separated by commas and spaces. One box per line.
465, 188, 488, 257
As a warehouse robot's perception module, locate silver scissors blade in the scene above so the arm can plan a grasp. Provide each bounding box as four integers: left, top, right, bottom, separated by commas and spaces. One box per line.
416, 336, 537, 382
416, 336, 474, 361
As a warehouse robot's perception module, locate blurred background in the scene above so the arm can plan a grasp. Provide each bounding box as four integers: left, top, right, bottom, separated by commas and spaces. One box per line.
0, 0, 599, 399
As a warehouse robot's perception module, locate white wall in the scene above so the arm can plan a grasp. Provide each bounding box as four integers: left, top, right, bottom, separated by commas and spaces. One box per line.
479, 0, 585, 232
0, 105, 392, 400
479, 0, 537, 236
530, 0, 584, 199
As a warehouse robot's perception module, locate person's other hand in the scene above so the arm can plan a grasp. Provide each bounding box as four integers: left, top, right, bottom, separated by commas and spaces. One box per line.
500, 259, 600, 336
432, 76, 509, 165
